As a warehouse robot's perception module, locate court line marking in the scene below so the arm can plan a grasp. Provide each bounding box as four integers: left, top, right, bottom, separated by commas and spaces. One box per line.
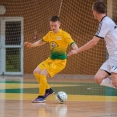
0, 93, 117, 102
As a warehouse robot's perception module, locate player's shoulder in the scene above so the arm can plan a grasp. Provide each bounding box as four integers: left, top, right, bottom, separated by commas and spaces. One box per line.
104, 16, 112, 22
60, 29, 70, 36
45, 30, 53, 36
103, 16, 115, 26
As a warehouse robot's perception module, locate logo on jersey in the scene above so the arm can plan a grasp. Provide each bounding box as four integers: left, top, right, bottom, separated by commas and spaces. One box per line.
50, 41, 58, 49
114, 25, 117, 29
56, 36, 61, 40
112, 66, 117, 70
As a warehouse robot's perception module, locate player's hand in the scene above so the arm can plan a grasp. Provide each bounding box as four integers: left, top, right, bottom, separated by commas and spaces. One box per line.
24, 42, 33, 47
67, 50, 78, 56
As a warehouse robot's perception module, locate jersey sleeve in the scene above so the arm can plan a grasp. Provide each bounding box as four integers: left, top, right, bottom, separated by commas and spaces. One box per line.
95, 22, 110, 39
64, 33, 74, 45
42, 32, 50, 42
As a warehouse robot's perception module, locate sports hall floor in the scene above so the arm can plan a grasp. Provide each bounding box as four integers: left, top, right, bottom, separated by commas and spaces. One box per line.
0, 75, 117, 117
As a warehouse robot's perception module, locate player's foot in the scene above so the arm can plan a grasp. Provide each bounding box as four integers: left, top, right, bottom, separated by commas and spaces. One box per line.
32, 96, 46, 103
44, 88, 55, 98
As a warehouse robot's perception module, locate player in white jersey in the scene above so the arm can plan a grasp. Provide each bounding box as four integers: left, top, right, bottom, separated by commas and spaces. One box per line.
67, 1, 117, 89
95, 16, 117, 56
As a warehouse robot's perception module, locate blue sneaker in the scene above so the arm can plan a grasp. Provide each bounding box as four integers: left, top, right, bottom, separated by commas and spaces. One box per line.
44, 88, 55, 98
32, 96, 46, 103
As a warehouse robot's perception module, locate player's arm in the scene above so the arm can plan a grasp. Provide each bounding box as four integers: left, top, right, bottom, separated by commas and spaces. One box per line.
71, 43, 78, 50
24, 39, 46, 47
67, 36, 100, 56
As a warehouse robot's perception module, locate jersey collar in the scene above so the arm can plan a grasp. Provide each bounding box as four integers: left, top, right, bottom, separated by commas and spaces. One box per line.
100, 15, 107, 22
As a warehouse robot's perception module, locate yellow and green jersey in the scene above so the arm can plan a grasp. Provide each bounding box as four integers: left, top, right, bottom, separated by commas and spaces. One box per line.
42, 29, 74, 60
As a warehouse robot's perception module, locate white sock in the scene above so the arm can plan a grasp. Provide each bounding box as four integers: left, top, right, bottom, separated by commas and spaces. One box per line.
100, 77, 116, 89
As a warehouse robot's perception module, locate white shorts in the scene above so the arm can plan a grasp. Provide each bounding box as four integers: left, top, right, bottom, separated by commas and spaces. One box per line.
100, 58, 117, 74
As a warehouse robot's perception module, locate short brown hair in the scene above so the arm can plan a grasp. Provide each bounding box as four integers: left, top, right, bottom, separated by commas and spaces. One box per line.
49, 16, 60, 22
92, 1, 106, 14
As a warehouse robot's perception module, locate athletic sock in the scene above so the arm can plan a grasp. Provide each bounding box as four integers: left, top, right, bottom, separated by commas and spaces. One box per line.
34, 73, 40, 82
100, 77, 116, 89
39, 74, 48, 96
46, 84, 50, 90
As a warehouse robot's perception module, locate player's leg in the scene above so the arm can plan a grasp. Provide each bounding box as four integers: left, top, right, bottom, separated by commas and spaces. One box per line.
32, 68, 54, 103
94, 59, 117, 88
32, 58, 66, 103
108, 59, 117, 88
33, 67, 42, 82
39, 69, 50, 96
40, 68, 53, 90
94, 69, 115, 88
110, 64, 117, 88
34, 59, 53, 93
94, 69, 116, 88
111, 72, 117, 88
41, 58, 66, 99
40, 69, 55, 97
94, 69, 109, 84
32, 68, 49, 103
32, 58, 55, 103
33, 67, 52, 95
32, 59, 49, 103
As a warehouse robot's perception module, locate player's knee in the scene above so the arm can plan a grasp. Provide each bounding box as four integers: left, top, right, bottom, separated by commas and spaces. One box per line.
33, 68, 41, 74
94, 75, 103, 84
33, 69, 37, 74
40, 69, 49, 77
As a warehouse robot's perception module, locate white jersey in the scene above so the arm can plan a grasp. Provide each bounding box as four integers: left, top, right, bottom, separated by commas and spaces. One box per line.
95, 16, 117, 57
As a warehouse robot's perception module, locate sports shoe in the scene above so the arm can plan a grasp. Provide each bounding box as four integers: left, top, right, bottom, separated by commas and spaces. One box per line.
32, 96, 46, 103
44, 88, 55, 98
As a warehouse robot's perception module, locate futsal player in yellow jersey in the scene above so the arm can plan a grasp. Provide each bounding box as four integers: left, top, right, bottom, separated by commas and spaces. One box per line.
24, 16, 78, 103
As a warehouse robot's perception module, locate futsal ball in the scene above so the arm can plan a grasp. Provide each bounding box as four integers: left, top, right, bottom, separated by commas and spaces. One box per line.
56, 91, 67, 103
